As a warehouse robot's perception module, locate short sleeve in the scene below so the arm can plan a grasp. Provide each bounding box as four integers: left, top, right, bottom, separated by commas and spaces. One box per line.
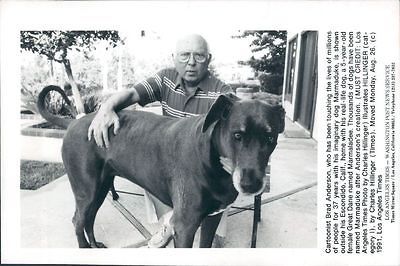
134, 70, 165, 107
220, 83, 233, 94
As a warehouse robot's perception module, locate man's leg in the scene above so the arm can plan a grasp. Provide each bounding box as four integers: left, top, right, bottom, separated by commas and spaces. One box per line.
147, 192, 172, 219
213, 209, 228, 248
145, 191, 174, 248
144, 191, 158, 223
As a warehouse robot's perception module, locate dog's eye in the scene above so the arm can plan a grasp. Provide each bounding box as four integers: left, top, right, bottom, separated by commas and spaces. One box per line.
233, 132, 242, 141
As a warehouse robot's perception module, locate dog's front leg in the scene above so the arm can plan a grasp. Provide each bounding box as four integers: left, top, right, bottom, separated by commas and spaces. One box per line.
199, 212, 223, 248
171, 213, 201, 248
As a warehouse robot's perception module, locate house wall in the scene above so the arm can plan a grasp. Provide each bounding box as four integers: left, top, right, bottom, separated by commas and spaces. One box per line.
282, 31, 321, 142
282, 31, 301, 120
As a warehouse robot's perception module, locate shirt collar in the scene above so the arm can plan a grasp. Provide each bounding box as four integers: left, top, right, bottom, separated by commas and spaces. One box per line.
175, 71, 213, 93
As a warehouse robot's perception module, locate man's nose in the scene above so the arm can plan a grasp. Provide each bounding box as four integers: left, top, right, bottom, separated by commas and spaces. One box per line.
187, 54, 196, 65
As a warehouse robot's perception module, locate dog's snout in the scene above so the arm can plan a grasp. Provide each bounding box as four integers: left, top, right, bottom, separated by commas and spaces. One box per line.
241, 168, 265, 180
241, 168, 256, 179
239, 168, 263, 193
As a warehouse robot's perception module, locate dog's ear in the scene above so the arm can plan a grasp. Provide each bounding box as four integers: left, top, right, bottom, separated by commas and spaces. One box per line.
202, 93, 239, 133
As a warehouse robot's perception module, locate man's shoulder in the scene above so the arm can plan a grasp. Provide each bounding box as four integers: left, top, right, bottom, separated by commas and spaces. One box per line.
157, 67, 179, 79
204, 73, 232, 93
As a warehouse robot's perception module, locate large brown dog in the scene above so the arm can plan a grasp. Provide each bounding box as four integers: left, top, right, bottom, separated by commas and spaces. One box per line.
37, 85, 285, 248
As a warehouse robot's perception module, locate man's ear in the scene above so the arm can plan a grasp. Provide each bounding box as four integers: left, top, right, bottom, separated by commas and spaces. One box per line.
202, 93, 239, 133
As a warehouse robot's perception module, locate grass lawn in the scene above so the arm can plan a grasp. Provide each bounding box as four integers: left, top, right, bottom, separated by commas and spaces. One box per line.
20, 160, 66, 190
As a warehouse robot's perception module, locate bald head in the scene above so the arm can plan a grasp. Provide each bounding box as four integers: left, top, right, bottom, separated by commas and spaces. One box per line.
175, 34, 209, 55
173, 34, 212, 87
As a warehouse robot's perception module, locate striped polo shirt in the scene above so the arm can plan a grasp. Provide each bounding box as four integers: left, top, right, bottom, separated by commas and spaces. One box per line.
134, 68, 232, 118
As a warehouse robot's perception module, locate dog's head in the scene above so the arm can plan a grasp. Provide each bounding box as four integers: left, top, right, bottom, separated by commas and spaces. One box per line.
202, 93, 285, 196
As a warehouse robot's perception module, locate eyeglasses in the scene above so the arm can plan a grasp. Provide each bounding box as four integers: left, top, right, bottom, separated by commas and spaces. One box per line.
176, 52, 208, 63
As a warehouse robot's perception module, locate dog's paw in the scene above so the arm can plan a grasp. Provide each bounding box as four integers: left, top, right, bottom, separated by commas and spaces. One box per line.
112, 193, 119, 201
91, 241, 107, 248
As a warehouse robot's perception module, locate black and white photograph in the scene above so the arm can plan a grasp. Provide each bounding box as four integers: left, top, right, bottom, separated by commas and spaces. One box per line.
19, 29, 317, 249
1, 1, 399, 266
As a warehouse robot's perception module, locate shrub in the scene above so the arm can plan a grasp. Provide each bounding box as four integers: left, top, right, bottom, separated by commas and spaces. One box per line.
258, 73, 283, 95
21, 50, 107, 116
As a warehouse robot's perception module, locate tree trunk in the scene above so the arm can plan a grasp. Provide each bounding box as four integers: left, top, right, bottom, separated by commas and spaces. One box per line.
117, 45, 123, 91
101, 46, 109, 93
49, 60, 54, 83
63, 59, 85, 115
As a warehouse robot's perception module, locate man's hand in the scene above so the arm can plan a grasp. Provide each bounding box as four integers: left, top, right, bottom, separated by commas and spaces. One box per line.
88, 107, 120, 149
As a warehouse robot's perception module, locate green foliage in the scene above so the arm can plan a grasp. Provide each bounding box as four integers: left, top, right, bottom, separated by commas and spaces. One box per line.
20, 31, 122, 114
44, 90, 75, 117
21, 55, 63, 114
20, 56, 104, 116
258, 73, 283, 95
108, 48, 136, 88
42, 84, 107, 116
70, 50, 103, 95
20, 31, 122, 62
82, 93, 112, 114
235, 31, 287, 94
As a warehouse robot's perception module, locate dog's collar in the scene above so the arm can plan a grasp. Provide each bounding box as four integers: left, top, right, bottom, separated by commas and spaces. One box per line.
219, 156, 234, 175
208, 204, 233, 216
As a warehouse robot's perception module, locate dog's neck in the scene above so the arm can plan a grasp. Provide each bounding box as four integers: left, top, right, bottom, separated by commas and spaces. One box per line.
196, 117, 233, 179
195, 115, 241, 212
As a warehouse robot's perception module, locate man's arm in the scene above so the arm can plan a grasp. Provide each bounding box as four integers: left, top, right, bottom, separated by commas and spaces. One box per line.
88, 88, 140, 148
88, 69, 164, 148
101, 88, 140, 112
221, 83, 233, 94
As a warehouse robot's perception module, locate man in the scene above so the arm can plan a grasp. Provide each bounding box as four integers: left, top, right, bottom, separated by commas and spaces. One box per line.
88, 34, 232, 248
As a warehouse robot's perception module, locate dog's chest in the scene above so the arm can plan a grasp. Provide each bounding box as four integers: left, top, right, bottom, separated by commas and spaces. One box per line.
205, 192, 237, 216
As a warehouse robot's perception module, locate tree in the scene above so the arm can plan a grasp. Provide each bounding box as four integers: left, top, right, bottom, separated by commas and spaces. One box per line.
234, 31, 287, 94
20, 31, 122, 115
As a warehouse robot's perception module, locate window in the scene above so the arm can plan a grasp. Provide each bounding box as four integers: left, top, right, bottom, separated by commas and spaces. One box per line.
284, 35, 298, 102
